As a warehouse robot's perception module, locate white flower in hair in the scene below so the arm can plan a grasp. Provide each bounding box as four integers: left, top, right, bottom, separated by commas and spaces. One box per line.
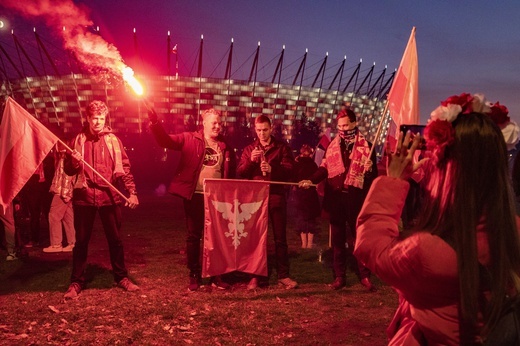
472, 93, 491, 113
501, 121, 520, 151
430, 104, 461, 123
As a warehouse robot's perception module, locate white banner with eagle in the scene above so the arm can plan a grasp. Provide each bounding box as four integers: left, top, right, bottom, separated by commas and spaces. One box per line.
202, 179, 269, 278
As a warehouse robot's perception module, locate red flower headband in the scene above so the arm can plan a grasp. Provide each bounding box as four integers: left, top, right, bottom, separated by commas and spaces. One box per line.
488, 102, 510, 127
425, 93, 518, 162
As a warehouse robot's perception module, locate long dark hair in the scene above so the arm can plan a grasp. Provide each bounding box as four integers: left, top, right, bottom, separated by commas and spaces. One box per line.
416, 112, 520, 340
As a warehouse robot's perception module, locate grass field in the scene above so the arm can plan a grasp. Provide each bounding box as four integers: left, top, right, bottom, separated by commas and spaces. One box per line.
0, 191, 397, 345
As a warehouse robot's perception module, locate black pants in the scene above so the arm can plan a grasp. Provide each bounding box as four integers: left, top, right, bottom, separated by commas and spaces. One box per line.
184, 194, 204, 277
268, 194, 290, 279
22, 177, 51, 244
71, 205, 128, 286
328, 189, 371, 280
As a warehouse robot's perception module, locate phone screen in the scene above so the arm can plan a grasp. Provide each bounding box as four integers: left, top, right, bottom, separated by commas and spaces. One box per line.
399, 124, 426, 149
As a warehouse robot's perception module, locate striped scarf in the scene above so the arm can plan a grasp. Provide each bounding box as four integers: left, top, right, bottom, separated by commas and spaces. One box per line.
324, 129, 372, 189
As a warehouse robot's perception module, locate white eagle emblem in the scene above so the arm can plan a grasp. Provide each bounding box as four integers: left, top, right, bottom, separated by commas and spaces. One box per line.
211, 199, 263, 249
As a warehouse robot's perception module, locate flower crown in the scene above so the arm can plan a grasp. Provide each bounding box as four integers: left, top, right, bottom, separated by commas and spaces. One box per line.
425, 93, 519, 162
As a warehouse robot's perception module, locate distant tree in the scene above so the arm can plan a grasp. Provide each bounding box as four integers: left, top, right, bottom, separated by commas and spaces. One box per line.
291, 113, 321, 151
184, 114, 198, 132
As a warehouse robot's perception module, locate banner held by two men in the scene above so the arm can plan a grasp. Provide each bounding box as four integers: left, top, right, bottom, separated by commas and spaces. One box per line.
202, 179, 270, 278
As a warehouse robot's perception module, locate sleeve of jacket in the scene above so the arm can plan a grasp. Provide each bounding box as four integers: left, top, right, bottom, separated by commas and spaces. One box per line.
308, 147, 330, 184
354, 176, 413, 286
270, 143, 294, 182
237, 145, 257, 178
117, 137, 137, 194
309, 166, 328, 184
63, 152, 80, 176
150, 122, 186, 150
63, 136, 80, 177
224, 142, 237, 179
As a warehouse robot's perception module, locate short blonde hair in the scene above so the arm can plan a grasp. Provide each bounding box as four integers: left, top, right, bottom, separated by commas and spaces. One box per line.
201, 108, 221, 120
87, 100, 109, 117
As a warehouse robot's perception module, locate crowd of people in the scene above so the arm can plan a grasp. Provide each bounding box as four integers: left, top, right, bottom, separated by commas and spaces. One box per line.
3, 93, 520, 344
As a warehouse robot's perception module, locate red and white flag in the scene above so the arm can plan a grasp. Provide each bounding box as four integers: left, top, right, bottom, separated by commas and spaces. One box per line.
387, 27, 420, 136
0, 97, 58, 210
202, 179, 269, 278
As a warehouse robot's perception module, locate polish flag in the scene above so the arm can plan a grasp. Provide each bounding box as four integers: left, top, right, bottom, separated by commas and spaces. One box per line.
0, 97, 58, 210
202, 179, 269, 277
376, 27, 419, 169
387, 26, 420, 131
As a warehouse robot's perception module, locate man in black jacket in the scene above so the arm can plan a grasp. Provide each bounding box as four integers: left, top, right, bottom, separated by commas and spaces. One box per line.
299, 109, 378, 291
237, 115, 298, 290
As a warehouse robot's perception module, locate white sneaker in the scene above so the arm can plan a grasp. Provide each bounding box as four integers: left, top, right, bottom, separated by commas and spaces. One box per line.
6, 252, 18, 261
62, 243, 75, 252
278, 277, 298, 289
43, 245, 63, 253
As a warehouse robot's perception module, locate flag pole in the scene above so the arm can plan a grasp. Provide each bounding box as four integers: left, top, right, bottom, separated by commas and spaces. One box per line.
206, 178, 316, 187
365, 100, 390, 170
57, 139, 131, 203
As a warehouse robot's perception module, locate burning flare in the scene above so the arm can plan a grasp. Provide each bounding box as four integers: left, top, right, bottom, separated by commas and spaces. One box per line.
121, 66, 144, 96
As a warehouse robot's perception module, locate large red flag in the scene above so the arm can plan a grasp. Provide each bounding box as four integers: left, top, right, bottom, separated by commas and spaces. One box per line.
0, 97, 58, 210
203, 179, 269, 278
387, 27, 420, 134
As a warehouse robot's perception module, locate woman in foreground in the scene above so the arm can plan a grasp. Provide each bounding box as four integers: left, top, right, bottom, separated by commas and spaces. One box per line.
354, 93, 520, 345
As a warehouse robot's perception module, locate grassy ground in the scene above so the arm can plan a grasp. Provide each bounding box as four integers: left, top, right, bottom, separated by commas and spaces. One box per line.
0, 191, 397, 345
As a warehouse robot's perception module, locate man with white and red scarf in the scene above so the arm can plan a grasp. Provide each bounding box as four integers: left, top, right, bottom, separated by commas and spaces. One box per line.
299, 108, 378, 291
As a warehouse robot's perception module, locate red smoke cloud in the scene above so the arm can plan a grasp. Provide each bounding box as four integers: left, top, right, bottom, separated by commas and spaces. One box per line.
3, 0, 127, 78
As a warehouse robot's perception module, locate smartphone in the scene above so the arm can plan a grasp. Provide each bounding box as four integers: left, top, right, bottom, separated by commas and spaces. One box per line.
399, 124, 426, 150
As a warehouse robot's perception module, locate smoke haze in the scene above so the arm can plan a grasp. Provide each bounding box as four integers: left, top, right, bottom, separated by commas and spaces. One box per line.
3, 0, 127, 78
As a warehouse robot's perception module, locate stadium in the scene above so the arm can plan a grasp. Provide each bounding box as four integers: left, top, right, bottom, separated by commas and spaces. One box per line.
0, 29, 394, 154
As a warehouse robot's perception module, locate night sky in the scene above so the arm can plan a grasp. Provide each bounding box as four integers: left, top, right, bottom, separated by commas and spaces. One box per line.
1, 0, 520, 124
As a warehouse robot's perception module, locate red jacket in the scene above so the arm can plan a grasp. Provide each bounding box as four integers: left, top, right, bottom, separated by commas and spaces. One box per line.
150, 123, 236, 200
65, 128, 137, 207
354, 176, 520, 345
355, 176, 462, 344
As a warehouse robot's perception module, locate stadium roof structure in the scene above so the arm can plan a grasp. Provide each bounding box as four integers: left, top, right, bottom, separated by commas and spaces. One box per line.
0, 28, 394, 149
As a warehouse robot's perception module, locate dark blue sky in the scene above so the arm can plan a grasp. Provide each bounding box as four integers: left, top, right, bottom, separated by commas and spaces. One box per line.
2, 0, 520, 123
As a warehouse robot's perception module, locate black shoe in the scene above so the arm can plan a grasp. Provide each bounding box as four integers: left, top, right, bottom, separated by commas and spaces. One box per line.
188, 274, 202, 291
330, 277, 346, 290
360, 277, 377, 292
